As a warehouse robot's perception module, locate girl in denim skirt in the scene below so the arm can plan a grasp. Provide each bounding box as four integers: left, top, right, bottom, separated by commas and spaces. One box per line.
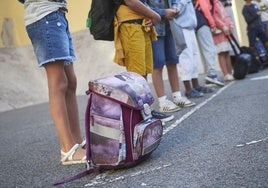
23, 0, 86, 165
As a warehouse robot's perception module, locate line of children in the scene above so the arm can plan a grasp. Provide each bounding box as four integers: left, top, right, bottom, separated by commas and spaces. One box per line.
114, 0, 237, 116
147, 0, 196, 113
210, 0, 234, 81
168, 0, 215, 98
194, 0, 225, 87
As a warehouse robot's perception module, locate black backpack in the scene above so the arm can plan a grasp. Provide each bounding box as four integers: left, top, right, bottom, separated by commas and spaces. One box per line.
240, 46, 261, 74
18, 0, 25, 3
86, 0, 123, 41
227, 34, 251, 80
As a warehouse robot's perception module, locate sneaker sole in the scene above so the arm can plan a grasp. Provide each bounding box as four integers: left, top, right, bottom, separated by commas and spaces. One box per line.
160, 114, 174, 122
186, 94, 204, 98
174, 102, 196, 108
159, 106, 181, 113
205, 77, 225, 87
183, 102, 196, 107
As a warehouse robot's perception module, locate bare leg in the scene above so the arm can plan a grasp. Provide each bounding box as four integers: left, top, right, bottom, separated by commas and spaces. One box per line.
224, 52, 233, 75
183, 80, 192, 93
152, 67, 165, 97
64, 64, 83, 144
166, 63, 180, 93
218, 52, 228, 76
191, 78, 199, 89
44, 61, 84, 159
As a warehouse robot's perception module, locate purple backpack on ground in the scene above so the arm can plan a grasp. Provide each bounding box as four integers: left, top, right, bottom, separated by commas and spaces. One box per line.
85, 72, 163, 169
54, 72, 163, 185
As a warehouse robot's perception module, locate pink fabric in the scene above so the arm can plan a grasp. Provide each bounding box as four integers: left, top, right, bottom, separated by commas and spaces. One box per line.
211, 0, 233, 45
195, 0, 216, 28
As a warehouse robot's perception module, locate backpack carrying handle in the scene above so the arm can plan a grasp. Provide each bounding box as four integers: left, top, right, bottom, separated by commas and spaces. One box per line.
227, 34, 241, 56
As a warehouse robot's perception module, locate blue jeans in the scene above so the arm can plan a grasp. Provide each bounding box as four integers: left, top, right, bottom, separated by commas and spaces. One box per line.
247, 26, 268, 47
26, 10, 76, 67
151, 26, 178, 69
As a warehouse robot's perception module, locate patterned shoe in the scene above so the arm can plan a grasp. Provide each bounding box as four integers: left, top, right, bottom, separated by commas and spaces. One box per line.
159, 99, 181, 113
173, 96, 196, 107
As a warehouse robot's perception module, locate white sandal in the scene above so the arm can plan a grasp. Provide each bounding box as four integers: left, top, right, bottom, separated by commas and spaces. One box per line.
61, 144, 86, 165
80, 139, 86, 149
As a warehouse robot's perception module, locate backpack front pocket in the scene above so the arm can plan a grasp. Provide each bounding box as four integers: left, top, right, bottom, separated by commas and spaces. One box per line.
132, 119, 163, 160
90, 114, 126, 166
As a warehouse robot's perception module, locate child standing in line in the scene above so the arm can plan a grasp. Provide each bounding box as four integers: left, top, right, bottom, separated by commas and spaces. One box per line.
147, 0, 196, 113
114, 0, 175, 122
210, 0, 234, 81
254, 0, 268, 35
243, 0, 268, 50
219, 0, 240, 64
169, 0, 214, 98
194, 0, 225, 87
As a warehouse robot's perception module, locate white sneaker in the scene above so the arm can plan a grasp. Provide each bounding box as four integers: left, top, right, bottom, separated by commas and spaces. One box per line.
159, 99, 181, 113
224, 74, 235, 81
173, 96, 196, 107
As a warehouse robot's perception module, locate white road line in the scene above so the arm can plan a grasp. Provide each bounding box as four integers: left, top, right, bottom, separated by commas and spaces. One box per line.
84, 163, 172, 187
250, 75, 268, 81
84, 82, 234, 187
163, 82, 234, 135
236, 137, 268, 147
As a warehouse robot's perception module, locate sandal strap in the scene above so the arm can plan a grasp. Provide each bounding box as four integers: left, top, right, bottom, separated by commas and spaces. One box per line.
80, 139, 86, 148
61, 144, 80, 162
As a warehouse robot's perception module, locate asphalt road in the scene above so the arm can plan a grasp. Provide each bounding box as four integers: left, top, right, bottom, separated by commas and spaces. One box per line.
0, 70, 268, 188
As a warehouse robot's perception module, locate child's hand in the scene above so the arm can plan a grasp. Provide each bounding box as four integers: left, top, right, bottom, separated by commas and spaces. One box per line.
150, 13, 161, 25
222, 26, 230, 35
165, 8, 179, 19
144, 18, 153, 27
211, 27, 217, 33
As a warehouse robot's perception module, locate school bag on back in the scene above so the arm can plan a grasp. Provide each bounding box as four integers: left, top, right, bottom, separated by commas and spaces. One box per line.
86, 0, 122, 41
54, 72, 163, 185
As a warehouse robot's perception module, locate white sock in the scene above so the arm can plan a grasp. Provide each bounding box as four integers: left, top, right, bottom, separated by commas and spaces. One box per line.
158, 96, 167, 105
172, 91, 181, 98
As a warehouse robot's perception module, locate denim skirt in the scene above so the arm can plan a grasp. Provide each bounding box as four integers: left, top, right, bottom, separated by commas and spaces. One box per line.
26, 10, 76, 67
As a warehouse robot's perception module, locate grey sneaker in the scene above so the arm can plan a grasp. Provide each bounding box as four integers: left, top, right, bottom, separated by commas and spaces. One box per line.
195, 86, 215, 93
173, 96, 196, 107
151, 110, 174, 122
205, 75, 225, 87
185, 89, 204, 98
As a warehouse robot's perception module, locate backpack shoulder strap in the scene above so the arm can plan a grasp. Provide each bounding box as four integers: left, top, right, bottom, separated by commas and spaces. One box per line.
53, 167, 99, 186
53, 93, 98, 186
